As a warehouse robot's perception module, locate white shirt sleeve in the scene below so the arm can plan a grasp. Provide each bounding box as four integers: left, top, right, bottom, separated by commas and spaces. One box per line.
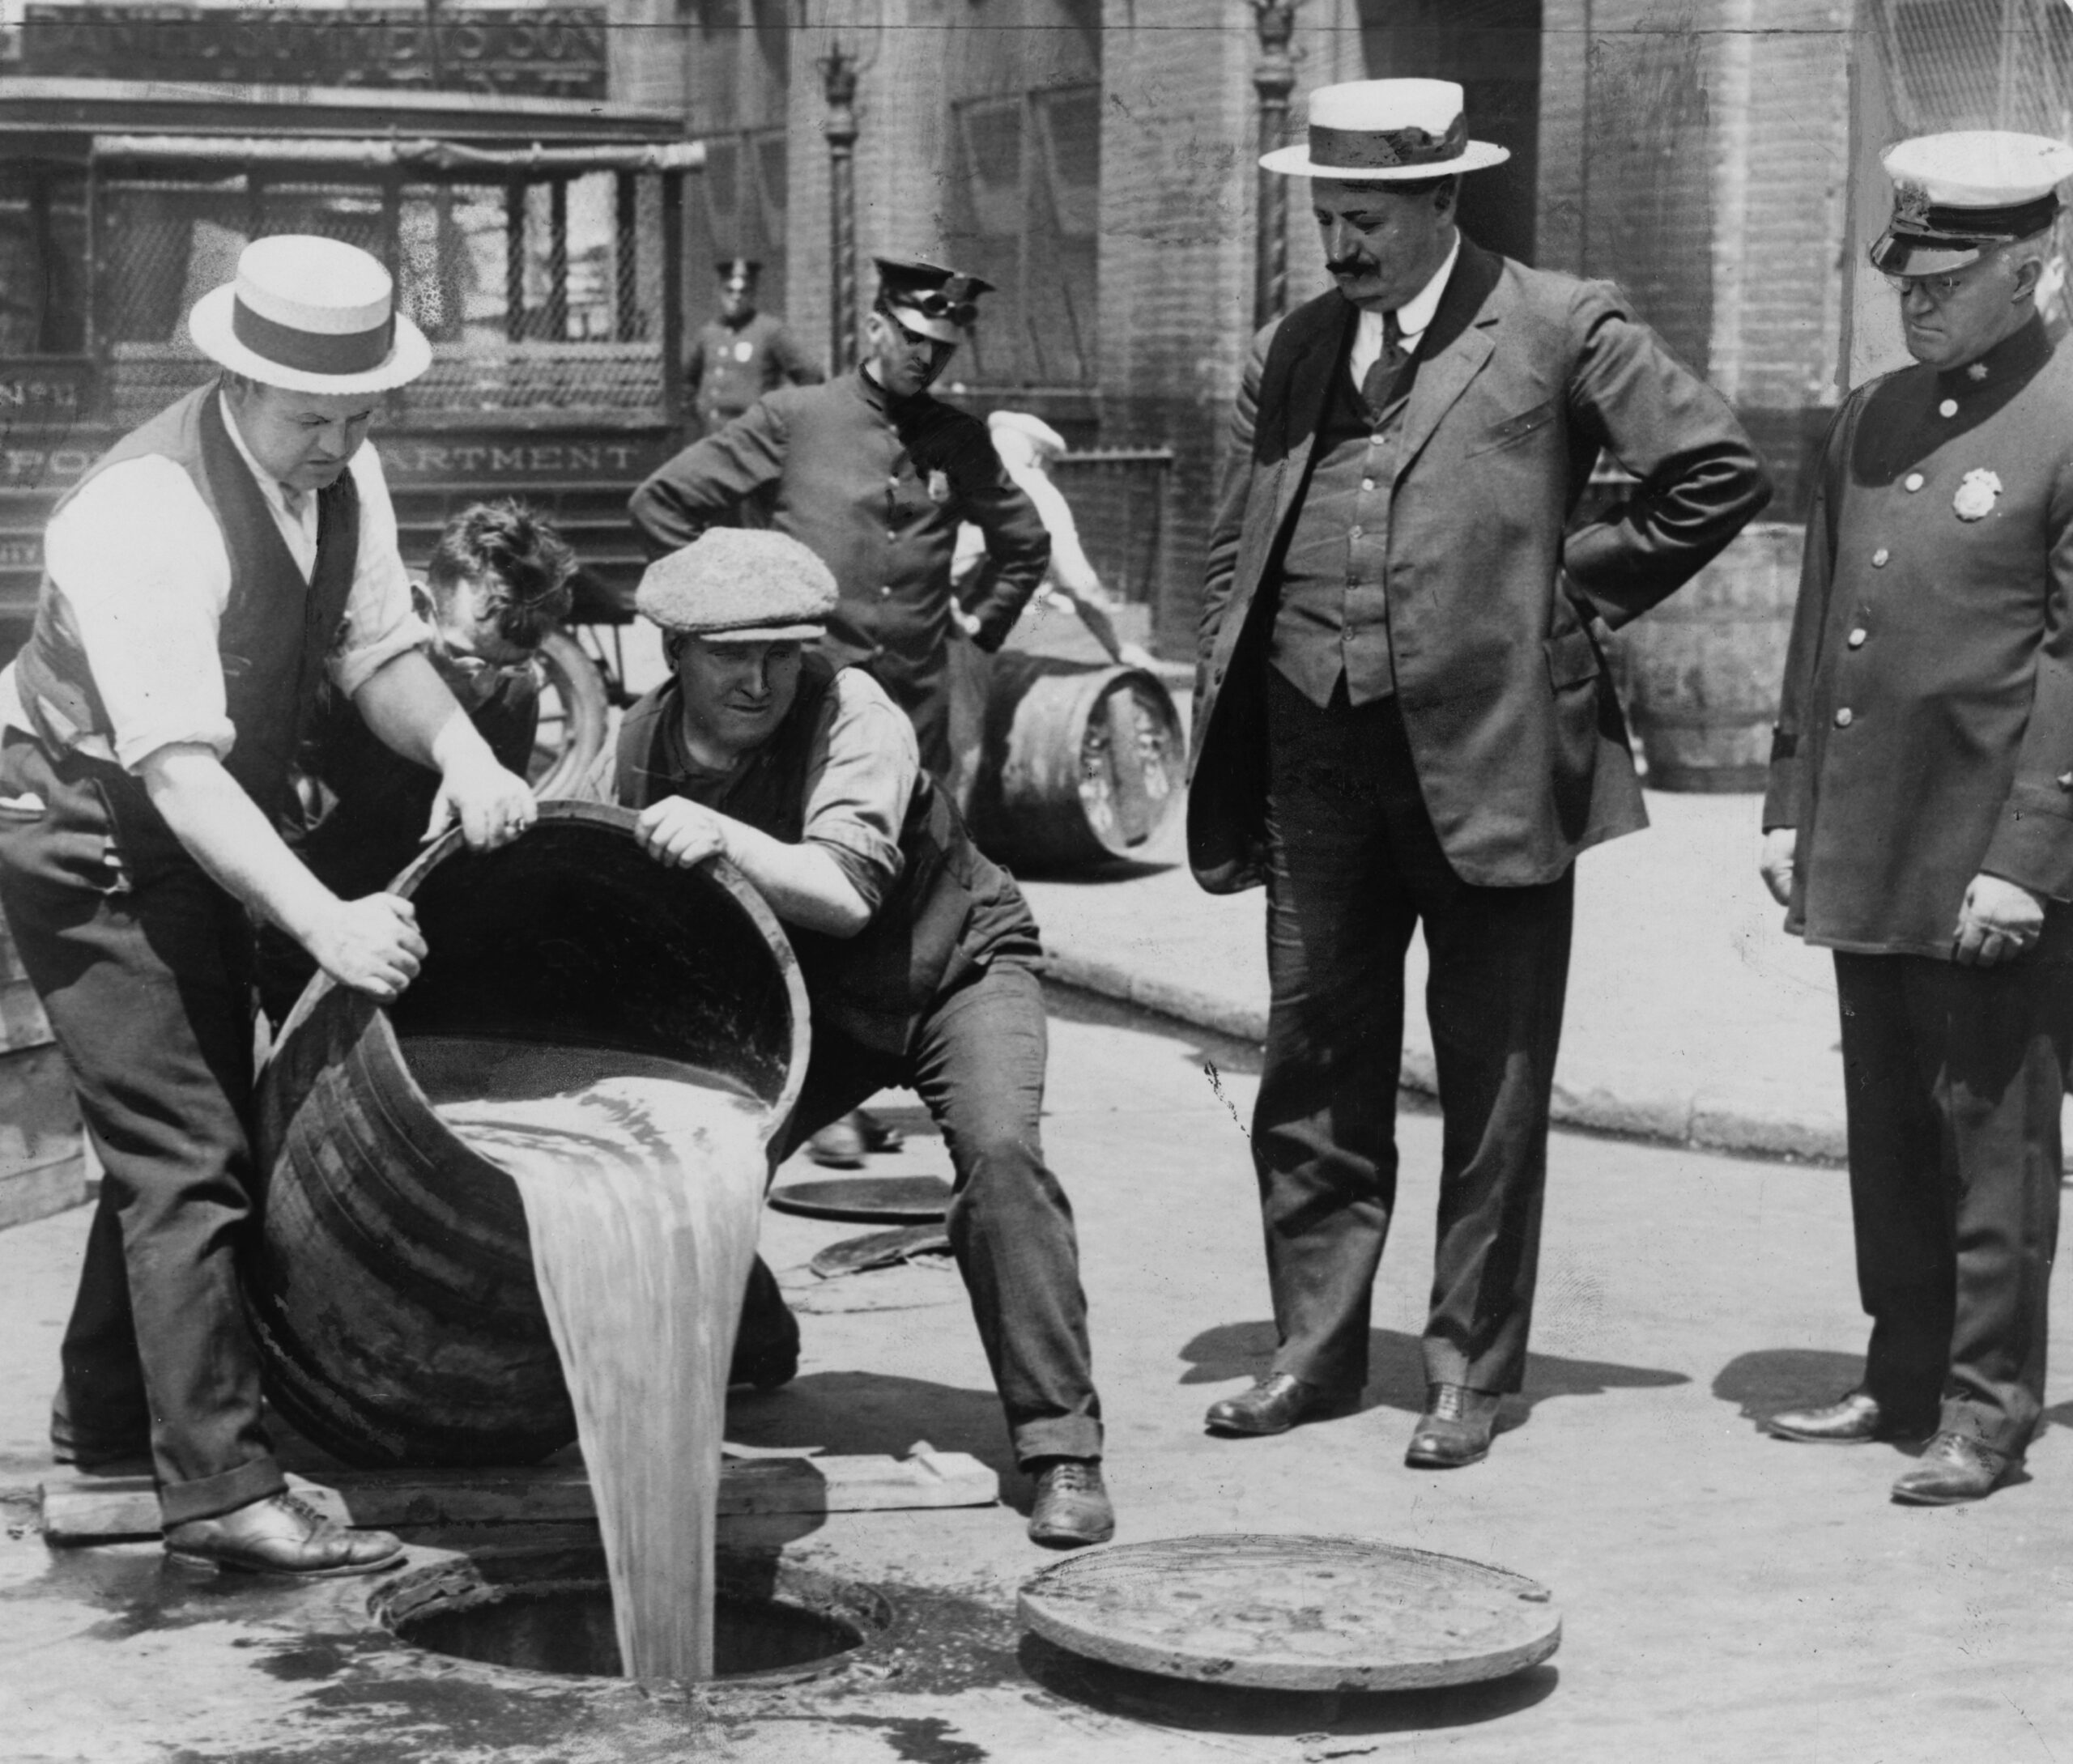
328, 443, 431, 699
40, 456, 240, 770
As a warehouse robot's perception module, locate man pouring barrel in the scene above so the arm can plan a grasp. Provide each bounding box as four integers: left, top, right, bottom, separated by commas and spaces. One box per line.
0, 236, 536, 1574
600, 527, 1114, 1549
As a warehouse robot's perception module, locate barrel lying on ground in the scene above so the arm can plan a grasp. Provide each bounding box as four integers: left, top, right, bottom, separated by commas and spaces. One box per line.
966, 654, 1185, 870
246, 801, 808, 1469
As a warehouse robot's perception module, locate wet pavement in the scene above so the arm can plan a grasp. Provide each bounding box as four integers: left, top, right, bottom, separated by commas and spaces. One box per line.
3, 986, 2072, 1762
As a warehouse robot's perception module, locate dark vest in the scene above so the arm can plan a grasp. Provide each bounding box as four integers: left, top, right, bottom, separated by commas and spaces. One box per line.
13, 384, 361, 873
1270, 330, 1416, 708
615, 652, 1039, 1055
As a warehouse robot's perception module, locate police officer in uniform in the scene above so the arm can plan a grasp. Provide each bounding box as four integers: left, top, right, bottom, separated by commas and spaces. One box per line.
686, 260, 822, 438
605, 527, 1113, 1548
0, 236, 535, 1574
1763, 132, 2073, 1504
631, 255, 1050, 783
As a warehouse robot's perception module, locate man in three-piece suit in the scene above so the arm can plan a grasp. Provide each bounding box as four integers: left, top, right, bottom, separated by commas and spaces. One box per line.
1189, 79, 1771, 1466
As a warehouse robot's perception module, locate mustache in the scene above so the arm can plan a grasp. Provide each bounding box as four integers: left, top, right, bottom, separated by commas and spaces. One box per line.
1326, 256, 1376, 276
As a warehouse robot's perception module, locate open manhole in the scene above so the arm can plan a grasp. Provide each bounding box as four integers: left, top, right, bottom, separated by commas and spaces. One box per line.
372, 1542, 897, 1685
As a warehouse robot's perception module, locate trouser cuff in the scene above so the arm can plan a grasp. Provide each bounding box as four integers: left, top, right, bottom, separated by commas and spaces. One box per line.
1011, 1418, 1103, 1468
157, 1453, 286, 1528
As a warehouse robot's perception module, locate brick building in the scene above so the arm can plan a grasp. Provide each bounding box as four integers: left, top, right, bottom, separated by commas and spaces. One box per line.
631, 1, 2067, 659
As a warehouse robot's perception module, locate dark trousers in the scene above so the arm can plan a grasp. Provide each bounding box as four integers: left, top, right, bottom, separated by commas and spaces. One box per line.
0, 743, 284, 1524
1252, 669, 1573, 1396
1832, 948, 2072, 1455
757, 959, 1101, 1465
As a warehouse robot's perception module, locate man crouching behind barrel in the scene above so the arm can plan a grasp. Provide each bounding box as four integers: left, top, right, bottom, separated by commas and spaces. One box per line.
0, 236, 537, 1575
600, 527, 1114, 1549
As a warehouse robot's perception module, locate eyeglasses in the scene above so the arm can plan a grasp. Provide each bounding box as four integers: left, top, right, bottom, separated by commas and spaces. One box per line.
1881, 270, 1976, 302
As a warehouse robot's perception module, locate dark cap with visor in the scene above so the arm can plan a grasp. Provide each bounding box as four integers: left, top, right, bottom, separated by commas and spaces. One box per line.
1871, 130, 2073, 278
874, 255, 996, 345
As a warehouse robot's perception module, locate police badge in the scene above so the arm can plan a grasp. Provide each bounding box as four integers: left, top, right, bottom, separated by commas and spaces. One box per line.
1893, 179, 1932, 230
1954, 468, 2002, 521
926, 469, 951, 504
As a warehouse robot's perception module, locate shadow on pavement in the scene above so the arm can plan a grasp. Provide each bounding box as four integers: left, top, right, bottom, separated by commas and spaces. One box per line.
1712, 1347, 1863, 1431
721, 1370, 1019, 1488
1021, 1633, 1558, 1736
1178, 1322, 1687, 1422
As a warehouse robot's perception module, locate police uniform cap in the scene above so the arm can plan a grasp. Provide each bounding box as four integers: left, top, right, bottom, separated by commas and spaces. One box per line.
874, 254, 995, 345
635, 529, 837, 643
1873, 131, 2073, 277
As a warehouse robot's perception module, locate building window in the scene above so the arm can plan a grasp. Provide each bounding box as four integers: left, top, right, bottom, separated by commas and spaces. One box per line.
944, 83, 1099, 389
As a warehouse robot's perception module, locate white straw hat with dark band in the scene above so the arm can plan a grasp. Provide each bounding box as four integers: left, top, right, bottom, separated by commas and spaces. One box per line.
1262, 79, 1510, 181
187, 235, 432, 395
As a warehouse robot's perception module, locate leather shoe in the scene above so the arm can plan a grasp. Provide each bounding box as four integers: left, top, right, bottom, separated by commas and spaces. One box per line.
1404, 1383, 1502, 1469
1768, 1389, 1932, 1445
1027, 1457, 1115, 1547
164, 1491, 404, 1579
806, 1108, 906, 1170
1203, 1371, 1352, 1436
1891, 1431, 2012, 1506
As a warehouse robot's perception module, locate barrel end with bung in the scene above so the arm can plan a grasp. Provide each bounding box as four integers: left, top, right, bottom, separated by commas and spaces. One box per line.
1017, 1534, 1560, 1692
247, 801, 811, 1469
968, 655, 1184, 871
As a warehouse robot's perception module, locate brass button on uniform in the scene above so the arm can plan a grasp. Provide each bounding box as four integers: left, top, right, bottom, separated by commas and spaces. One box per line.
1834, 707, 1854, 728
1939, 398, 1958, 417
2059, 771, 2073, 790
879, 585, 893, 598
1904, 472, 1925, 491
1848, 627, 1867, 648
1871, 547, 1890, 567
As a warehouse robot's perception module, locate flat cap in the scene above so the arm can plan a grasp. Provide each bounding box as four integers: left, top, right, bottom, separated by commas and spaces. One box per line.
635, 529, 837, 642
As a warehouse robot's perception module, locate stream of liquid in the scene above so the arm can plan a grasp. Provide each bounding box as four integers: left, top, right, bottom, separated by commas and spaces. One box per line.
405, 1035, 770, 1681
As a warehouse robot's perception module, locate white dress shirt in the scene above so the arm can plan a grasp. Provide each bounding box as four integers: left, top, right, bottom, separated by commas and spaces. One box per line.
1347, 233, 1462, 391
0, 392, 428, 771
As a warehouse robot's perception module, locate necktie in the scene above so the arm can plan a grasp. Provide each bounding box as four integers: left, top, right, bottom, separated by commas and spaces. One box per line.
1360, 309, 1409, 415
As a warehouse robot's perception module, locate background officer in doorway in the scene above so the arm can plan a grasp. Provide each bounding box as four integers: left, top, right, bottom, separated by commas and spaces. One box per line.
1189, 79, 1769, 1468
1763, 131, 2073, 1506
686, 258, 822, 438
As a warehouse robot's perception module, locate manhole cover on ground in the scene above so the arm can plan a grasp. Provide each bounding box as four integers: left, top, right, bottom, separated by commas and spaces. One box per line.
768, 1175, 953, 1224
1017, 1534, 1560, 1692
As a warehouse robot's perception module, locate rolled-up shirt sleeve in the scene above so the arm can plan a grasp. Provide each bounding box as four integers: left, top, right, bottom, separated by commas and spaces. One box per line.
42, 457, 241, 770
799, 669, 916, 914
328, 444, 430, 698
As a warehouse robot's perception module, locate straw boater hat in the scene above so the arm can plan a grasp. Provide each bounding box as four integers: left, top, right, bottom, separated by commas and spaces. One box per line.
1871, 130, 2073, 278
1261, 78, 1510, 181
187, 235, 432, 396
636, 529, 837, 643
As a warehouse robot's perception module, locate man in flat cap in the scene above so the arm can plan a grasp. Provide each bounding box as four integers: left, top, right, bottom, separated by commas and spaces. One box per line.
0, 236, 535, 1575
1190, 78, 1770, 1464
631, 255, 1050, 784
598, 528, 1113, 1548
686, 259, 822, 440
1762, 130, 2073, 1504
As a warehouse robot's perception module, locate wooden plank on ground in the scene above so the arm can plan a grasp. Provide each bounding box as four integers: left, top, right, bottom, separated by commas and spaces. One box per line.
0, 1151, 88, 1232
40, 1445, 997, 1542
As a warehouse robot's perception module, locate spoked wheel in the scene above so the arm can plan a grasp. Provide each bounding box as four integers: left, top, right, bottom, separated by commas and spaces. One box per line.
528, 626, 611, 800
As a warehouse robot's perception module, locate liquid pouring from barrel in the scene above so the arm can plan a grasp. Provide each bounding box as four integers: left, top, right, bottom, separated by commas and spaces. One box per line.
249, 802, 811, 1681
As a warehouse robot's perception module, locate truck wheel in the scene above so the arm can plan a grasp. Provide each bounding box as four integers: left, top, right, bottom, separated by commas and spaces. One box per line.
530, 626, 611, 800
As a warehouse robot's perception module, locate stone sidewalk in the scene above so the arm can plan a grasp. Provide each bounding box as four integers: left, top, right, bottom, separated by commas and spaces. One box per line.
1021, 784, 1850, 1164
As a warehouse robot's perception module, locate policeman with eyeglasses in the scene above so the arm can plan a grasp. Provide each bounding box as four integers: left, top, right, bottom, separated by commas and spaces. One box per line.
1762, 130, 2073, 1505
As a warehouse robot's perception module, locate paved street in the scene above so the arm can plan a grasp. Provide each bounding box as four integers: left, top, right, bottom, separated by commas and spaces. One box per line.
2, 985, 2071, 1761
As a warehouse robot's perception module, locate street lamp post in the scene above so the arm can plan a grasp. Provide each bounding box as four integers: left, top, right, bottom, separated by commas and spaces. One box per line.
1251, 0, 1297, 331
819, 45, 860, 372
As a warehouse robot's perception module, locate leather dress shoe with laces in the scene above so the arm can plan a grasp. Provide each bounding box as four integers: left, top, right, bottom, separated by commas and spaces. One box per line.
1891, 1431, 2013, 1506
805, 1108, 905, 1170
164, 1491, 405, 1579
1027, 1457, 1115, 1547
1404, 1383, 1502, 1469
1767, 1389, 1933, 1445
1203, 1372, 1354, 1437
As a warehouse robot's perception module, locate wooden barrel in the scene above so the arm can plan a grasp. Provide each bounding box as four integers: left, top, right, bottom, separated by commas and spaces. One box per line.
0, 908, 88, 1231
1614, 522, 1802, 793
968, 654, 1185, 869
246, 801, 809, 1469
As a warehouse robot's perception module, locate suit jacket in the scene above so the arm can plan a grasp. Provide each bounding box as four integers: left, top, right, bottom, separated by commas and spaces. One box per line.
1187, 239, 1772, 892
1764, 316, 2073, 958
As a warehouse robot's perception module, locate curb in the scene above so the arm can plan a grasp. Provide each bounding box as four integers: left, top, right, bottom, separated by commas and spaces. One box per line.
1040, 945, 1846, 1168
